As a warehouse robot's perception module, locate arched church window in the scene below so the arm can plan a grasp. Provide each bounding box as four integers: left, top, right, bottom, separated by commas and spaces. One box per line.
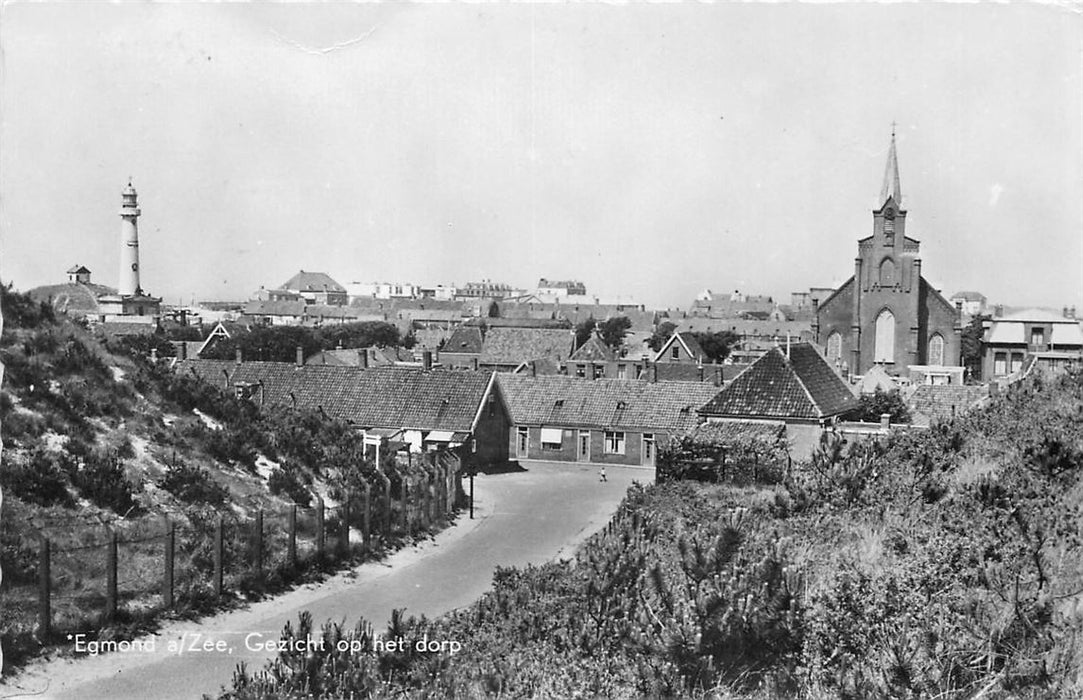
874, 309, 895, 363
928, 334, 945, 366
826, 332, 842, 363
879, 258, 896, 286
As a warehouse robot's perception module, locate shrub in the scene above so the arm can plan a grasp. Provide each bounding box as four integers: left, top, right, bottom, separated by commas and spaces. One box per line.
268, 465, 312, 507
161, 462, 229, 506
0, 448, 75, 507
73, 450, 139, 515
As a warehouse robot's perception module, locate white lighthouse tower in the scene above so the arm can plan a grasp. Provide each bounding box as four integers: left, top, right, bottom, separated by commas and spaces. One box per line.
118, 180, 142, 296
96, 180, 161, 321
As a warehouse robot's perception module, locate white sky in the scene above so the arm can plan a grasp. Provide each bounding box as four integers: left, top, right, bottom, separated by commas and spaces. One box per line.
2, 2, 1081, 310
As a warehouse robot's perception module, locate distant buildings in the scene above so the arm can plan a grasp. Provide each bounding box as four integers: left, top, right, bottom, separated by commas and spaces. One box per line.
537, 278, 587, 297
277, 270, 347, 306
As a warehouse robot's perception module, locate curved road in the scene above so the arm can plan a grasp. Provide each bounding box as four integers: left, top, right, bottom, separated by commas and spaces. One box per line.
1, 462, 647, 700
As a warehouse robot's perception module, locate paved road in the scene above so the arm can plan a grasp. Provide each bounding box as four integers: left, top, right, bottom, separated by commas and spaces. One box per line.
1, 462, 648, 700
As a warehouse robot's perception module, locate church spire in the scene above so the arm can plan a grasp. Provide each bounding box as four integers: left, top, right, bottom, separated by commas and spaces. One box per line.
880, 124, 902, 207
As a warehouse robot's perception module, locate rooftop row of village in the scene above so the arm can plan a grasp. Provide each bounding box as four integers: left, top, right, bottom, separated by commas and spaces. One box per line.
23, 135, 1083, 470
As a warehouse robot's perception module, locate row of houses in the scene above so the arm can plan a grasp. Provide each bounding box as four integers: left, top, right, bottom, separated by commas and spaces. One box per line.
181, 341, 960, 470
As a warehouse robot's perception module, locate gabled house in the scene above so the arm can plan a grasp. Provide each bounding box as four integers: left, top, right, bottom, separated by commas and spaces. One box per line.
655, 332, 707, 364
568, 334, 616, 379
176, 361, 510, 470
698, 342, 859, 459
498, 374, 721, 467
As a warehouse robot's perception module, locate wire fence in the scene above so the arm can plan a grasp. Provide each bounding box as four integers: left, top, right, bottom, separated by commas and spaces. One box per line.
0, 454, 463, 647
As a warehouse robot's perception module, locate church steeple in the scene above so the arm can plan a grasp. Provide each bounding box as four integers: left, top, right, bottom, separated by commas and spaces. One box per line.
880, 125, 902, 207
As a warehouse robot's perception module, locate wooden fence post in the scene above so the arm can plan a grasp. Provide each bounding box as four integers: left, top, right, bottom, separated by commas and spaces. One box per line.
288, 505, 297, 569
400, 480, 410, 534
38, 537, 51, 639
253, 510, 264, 578
383, 476, 392, 538
362, 483, 371, 551
163, 520, 175, 609
340, 497, 351, 558
316, 497, 325, 562
106, 531, 118, 623
214, 516, 224, 598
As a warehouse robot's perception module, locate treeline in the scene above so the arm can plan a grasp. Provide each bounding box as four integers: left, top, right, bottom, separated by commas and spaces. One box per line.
197, 321, 413, 363
224, 369, 1083, 699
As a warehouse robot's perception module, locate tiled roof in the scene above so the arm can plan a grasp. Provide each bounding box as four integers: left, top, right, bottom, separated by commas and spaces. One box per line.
244, 300, 307, 317
480, 327, 574, 365
177, 360, 493, 432
907, 384, 988, 428
280, 271, 346, 294
649, 363, 725, 384
443, 326, 484, 354
94, 321, 159, 337
676, 318, 813, 338
570, 335, 616, 362
687, 420, 786, 447
497, 374, 720, 433
66, 265, 91, 274
698, 343, 858, 420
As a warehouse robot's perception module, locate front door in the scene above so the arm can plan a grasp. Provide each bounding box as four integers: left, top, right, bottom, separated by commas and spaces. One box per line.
577, 430, 591, 462
516, 427, 529, 458
642, 433, 656, 467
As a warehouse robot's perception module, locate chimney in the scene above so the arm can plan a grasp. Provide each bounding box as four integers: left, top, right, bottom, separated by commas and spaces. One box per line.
880, 413, 891, 431
1064, 306, 1070, 318
423, 350, 433, 370
651, 363, 658, 383
786, 333, 791, 359
235, 348, 243, 365
714, 367, 722, 388
296, 345, 304, 367
955, 300, 963, 318
531, 360, 537, 377
472, 357, 479, 371
178, 342, 187, 361
358, 348, 369, 369
994, 305, 1004, 318
1071, 306, 1077, 320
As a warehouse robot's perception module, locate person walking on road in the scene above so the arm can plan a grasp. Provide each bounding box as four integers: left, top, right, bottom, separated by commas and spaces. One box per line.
599, 467, 607, 482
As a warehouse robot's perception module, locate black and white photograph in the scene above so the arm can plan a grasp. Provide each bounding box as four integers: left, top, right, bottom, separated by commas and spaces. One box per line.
1, 2, 1082, 698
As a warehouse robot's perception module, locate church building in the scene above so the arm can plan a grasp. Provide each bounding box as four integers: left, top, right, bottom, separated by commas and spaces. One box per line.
814, 133, 962, 379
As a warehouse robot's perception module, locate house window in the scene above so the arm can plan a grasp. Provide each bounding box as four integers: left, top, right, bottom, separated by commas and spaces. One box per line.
1031, 327, 1045, 347
592, 364, 604, 379
617, 364, 627, 379
874, 309, 895, 363
994, 352, 1007, 376
928, 334, 945, 366
603, 431, 626, 455
540, 428, 563, 450
671, 346, 680, 360
826, 332, 842, 363
1010, 353, 1023, 374
576, 364, 585, 378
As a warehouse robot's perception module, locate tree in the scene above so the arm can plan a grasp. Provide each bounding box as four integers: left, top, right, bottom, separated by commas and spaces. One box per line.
960, 314, 988, 382
317, 321, 402, 350
690, 331, 740, 363
205, 326, 323, 363
849, 387, 911, 424
647, 321, 677, 352
598, 316, 632, 349
574, 317, 597, 350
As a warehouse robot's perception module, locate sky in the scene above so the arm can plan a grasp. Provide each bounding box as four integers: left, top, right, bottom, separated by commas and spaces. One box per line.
2, 2, 1081, 311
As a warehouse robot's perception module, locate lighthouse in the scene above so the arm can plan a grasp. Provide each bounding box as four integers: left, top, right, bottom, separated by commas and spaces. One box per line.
118, 180, 142, 296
